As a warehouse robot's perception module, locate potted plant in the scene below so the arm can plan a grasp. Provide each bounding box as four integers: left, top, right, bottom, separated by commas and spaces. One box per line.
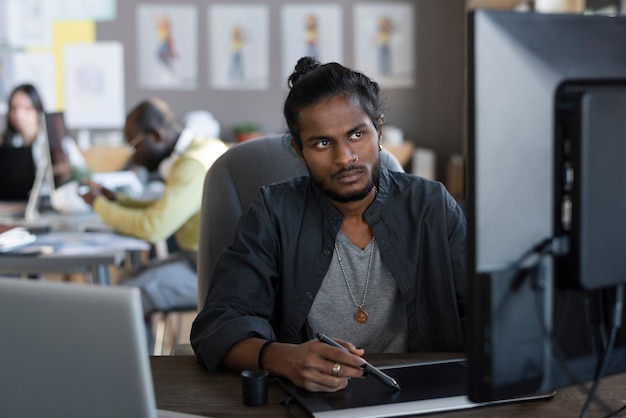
232, 122, 263, 143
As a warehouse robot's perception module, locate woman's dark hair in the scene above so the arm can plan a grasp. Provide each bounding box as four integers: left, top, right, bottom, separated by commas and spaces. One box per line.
2, 83, 45, 146
284, 57, 383, 149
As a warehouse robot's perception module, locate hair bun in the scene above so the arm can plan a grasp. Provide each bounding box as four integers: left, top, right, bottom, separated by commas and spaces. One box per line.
288, 56, 321, 88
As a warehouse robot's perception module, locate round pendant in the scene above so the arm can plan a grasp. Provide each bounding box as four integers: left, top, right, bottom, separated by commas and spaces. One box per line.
354, 307, 368, 324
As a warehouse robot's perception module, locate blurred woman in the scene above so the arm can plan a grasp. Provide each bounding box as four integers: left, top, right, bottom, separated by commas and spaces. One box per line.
2, 83, 85, 185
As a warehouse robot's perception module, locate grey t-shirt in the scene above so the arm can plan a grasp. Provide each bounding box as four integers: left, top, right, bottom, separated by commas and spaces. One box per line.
306, 231, 408, 352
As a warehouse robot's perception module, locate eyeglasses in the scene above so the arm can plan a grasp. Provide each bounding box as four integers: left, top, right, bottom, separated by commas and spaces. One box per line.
128, 132, 146, 150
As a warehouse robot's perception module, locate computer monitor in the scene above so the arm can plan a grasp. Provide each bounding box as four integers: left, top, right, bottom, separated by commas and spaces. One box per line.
467, 9, 626, 404
44, 112, 74, 188
21, 112, 76, 220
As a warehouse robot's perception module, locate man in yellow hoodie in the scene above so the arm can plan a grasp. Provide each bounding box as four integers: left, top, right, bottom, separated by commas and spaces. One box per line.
81, 98, 227, 347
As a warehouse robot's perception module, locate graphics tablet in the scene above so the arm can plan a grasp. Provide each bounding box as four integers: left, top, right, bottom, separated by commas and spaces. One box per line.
278, 359, 555, 418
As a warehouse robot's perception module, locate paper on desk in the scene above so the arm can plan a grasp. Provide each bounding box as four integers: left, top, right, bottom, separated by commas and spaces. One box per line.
92, 171, 144, 197
34, 232, 150, 255
0, 226, 36, 252
51, 181, 92, 214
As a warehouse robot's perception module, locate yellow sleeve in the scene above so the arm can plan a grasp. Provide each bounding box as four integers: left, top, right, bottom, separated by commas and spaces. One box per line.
115, 194, 157, 208
92, 157, 206, 244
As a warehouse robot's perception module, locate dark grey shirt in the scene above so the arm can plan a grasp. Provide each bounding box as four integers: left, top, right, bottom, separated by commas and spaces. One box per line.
306, 231, 408, 352
191, 166, 467, 371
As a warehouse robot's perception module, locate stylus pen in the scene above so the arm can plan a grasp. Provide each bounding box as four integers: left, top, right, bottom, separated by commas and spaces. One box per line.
316, 332, 401, 391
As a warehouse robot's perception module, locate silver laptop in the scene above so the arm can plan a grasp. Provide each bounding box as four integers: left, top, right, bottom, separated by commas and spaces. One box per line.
0, 279, 204, 418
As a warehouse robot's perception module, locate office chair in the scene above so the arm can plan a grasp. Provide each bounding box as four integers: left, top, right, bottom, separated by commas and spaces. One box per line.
196, 134, 404, 309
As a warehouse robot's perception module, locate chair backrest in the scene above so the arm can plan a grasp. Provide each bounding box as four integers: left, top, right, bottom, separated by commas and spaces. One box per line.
197, 134, 404, 308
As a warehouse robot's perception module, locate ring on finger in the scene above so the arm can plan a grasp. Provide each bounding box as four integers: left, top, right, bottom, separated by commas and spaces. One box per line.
332, 362, 341, 377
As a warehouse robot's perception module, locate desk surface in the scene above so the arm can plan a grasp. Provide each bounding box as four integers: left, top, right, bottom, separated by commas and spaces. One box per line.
0, 210, 149, 284
150, 354, 626, 418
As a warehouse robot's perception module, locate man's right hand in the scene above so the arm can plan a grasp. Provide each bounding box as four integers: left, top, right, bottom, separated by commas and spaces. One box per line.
224, 337, 366, 392
78, 182, 116, 205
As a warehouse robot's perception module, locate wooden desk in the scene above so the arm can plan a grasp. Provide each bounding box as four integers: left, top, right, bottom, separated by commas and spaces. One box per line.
150, 354, 626, 417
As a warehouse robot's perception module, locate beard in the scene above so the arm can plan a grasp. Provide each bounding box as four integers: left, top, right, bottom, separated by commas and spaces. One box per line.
138, 147, 169, 172
145, 155, 163, 172
314, 159, 380, 203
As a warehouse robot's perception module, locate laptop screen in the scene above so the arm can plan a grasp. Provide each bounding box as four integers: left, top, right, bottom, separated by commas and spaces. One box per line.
0, 112, 74, 218
0, 146, 36, 200
0, 279, 158, 418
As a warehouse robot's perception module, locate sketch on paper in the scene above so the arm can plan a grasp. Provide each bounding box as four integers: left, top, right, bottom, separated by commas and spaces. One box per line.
353, 3, 414, 88
0, 1, 7, 46
0, 56, 7, 110
304, 13, 318, 58
2, 0, 53, 47
209, 4, 269, 90
53, 0, 116, 21
0, 52, 56, 114
155, 14, 177, 71
136, 4, 197, 90
228, 25, 245, 81
63, 42, 125, 129
376, 16, 394, 75
281, 4, 343, 81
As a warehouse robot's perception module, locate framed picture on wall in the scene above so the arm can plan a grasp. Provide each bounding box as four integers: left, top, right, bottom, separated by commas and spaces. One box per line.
53, 0, 117, 21
63, 42, 124, 129
281, 4, 343, 81
353, 2, 415, 88
208, 4, 270, 90
136, 4, 198, 90
0, 52, 56, 114
1, 0, 54, 48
